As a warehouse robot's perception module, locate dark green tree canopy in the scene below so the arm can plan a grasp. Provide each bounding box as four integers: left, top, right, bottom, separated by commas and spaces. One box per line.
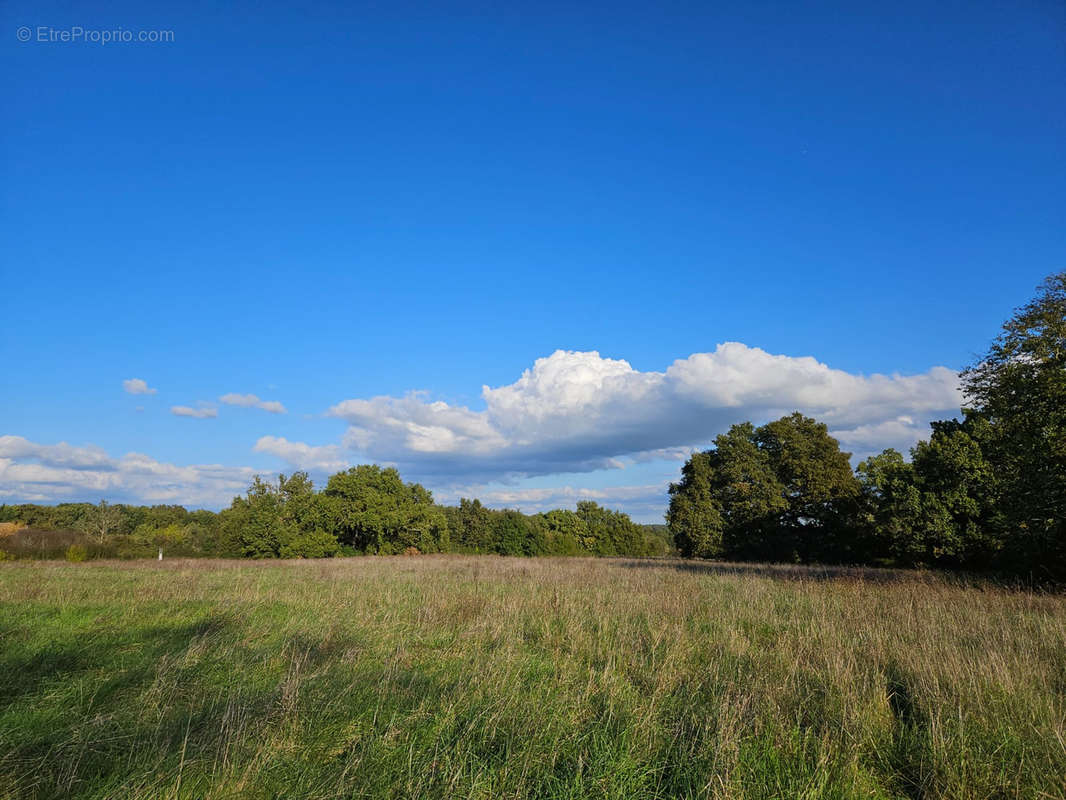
666, 450, 726, 558
855, 272, 1065, 577
219, 472, 341, 559
322, 465, 448, 554
668, 413, 857, 562
857, 420, 999, 568
961, 272, 1065, 546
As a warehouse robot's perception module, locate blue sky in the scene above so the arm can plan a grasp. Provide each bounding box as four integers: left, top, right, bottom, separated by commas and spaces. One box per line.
2, 0, 1063, 521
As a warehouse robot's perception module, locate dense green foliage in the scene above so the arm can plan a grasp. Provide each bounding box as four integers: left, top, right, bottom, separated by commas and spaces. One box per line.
855, 419, 1000, 569
220, 472, 342, 559
2, 557, 1063, 799
0, 469, 671, 561
0, 502, 224, 559
320, 466, 449, 554
668, 415, 859, 564
441, 498, 667, 558
855, 273, 1065, 579
670, 272, 1066, 580
960, 272, 1066, 574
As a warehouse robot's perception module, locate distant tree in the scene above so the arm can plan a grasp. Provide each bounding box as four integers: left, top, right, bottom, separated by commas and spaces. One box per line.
912, 419, 999, 564
639, 524, 676, 557
541, 509, 592, 554
81, 500, 125, 543
141, 505, 190, 530
669, 414, 861, 562
669, 423, 788, 559
574, 501, 646, 556
278, 528, 342, 559
856, 448, 921, 563
446, 498, 496, 552
131, 521, 188, 553
277, 471, 327, 532
441, 500, 650, 557
220, 476, 292, 558
667, 451, 727, 558
322, 465, 447, 554
754, 413, 861, 561
489, 509, 544, 556
221, 473, 341, 558
960, 271, 1066, 575
860, 422, 1000, 568
47, 503, 96, 532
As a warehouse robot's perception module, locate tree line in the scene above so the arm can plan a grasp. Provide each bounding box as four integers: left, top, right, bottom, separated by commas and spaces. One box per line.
3, 272, 1062, 578
668, 272, 1065, 580
0, 465, 673, 560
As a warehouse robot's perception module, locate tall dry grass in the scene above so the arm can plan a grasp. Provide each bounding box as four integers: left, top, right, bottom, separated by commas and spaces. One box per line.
0, 556, 1063, 799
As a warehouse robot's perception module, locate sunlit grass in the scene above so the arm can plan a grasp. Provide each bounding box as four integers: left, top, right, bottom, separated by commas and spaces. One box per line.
1, 556, 1063, 799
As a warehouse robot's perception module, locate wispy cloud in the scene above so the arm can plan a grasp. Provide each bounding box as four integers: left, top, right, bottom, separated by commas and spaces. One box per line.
171, 405, 218, 419
122, 378, 157, 395
0, 435, 254, 507
219, 393, 287, 414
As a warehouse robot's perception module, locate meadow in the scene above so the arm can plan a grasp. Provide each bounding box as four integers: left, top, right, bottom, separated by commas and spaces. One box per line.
0, 556, 1063, 800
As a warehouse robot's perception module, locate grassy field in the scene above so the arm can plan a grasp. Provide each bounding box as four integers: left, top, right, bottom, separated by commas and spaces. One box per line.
0, 557, 1064, 800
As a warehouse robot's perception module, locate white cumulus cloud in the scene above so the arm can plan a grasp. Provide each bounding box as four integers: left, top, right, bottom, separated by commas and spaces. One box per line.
220, 393, 287, 414
253, 436, 348, 473
122, 378, 157, 395
0, 435, 255, 507
326, 344, 962, 482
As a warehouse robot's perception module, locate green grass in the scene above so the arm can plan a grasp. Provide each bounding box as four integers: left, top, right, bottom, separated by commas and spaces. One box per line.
0, 557, 1063, 799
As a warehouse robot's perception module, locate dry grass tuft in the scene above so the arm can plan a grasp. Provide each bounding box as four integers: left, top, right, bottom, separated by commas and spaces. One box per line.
0, 521, 25, 537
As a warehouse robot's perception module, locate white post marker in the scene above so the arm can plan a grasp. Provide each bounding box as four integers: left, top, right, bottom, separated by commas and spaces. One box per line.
158, 547, 163, 561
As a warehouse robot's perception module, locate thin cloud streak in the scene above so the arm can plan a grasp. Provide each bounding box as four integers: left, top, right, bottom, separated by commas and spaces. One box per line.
171, 405, 218, 419
220, 393, 287, 414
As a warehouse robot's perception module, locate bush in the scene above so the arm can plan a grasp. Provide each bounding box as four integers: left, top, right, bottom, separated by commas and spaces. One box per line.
0, 528, 84, 560
278, 529, 342, 559
65, 544, 88, 563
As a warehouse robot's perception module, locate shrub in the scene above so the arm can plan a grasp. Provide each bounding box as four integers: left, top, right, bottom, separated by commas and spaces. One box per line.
65, 544, 88, 563
278, 529, 342, 559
